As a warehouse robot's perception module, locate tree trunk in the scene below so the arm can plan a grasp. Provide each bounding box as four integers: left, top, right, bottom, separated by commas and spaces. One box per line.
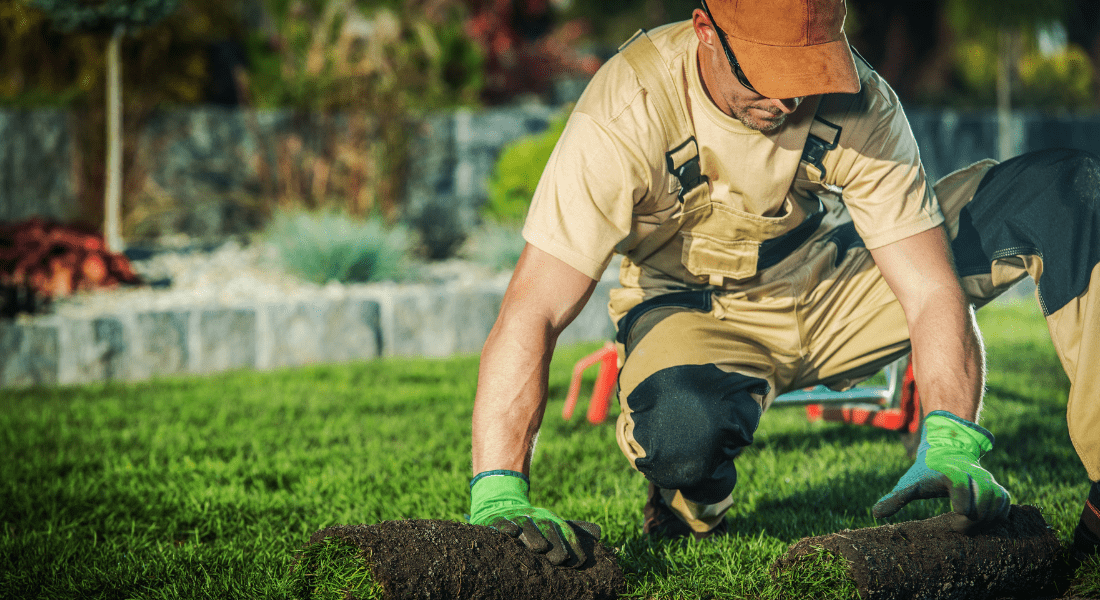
104, 27, 124, 252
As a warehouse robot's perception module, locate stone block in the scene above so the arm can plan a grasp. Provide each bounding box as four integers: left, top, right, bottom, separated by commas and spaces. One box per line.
0, 109, 76, 222
129, 311, 190, 380
907, 110, 999, 183
322, 298, 382, 363
389, 286, 460, 357
0, 319, 59, 387
55, 316, 127, 384
1026, 115, 1100, 157
558, 278, 616, 346
454, 286, 505, 354
258, 301, 329, 369
458, 106, 555, 150
194, 308, 257, 374
94, 316, 127, 381
257, 298, 381, 369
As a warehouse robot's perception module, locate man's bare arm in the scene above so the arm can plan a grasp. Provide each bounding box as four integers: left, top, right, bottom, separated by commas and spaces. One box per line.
869, 225, 985, 420
471, 243, 599, 475
869, 224, 1010, 525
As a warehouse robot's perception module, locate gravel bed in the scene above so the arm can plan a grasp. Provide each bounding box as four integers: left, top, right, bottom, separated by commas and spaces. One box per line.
32, 239, 1035, 322
44, 239, 512, 320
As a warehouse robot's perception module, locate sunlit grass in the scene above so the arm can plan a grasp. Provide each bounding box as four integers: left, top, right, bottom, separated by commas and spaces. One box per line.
0, 298, 1092, 599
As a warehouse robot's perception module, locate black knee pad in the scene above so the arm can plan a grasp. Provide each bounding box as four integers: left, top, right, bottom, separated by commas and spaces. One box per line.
955, 148, 1100, 314
627, 364, 766, 504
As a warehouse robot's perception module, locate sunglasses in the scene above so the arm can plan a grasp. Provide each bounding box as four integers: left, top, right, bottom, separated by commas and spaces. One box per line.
700, 0, 759, 94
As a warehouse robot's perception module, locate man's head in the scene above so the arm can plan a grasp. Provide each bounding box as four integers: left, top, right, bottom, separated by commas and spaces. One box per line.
692, 0, 859, 132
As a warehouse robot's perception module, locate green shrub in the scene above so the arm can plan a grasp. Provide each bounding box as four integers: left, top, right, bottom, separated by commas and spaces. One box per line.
484, 111, 569, 224
264, 210, 408, 284
1017, 45, 1096, 109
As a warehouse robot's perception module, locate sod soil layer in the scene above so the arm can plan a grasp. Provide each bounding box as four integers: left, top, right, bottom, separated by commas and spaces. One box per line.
770, 504, 1080, 600
305, 519, 624, 600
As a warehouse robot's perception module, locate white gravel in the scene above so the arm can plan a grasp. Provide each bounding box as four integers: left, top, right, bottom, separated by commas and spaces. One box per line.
45, 239, 512, 319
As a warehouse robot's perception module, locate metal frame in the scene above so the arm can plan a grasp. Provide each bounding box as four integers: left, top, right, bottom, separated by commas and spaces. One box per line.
772, 356, 906, 407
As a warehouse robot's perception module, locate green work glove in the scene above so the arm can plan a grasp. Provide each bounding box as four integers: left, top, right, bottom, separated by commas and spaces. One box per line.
873, 411, 1011, 527
469, 470, 601, 567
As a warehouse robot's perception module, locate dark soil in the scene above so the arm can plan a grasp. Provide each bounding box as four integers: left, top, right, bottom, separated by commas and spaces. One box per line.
303, 519, 624, 600
771, 505, 1079, 600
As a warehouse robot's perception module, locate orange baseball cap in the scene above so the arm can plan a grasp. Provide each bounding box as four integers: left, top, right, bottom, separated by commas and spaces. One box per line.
706, 0, 860, 99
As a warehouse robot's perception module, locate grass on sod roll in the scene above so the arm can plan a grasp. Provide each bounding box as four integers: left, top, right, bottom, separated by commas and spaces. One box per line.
0, 299, 1094, 599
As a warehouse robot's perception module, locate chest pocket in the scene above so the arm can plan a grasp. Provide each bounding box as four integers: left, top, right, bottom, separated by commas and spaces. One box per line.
675, 113, 836, 285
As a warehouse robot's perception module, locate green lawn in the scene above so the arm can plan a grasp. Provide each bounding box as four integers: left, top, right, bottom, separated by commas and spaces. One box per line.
1, 299, 1096, 599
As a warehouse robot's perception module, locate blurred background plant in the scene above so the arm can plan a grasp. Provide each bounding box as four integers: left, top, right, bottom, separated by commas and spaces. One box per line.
483, 110, 567, 224
459, 221, 525, 271
465, 108, 569, 271
263, 209, 409, 284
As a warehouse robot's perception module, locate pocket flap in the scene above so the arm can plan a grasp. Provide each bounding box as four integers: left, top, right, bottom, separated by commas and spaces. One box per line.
681, 232, 759, 280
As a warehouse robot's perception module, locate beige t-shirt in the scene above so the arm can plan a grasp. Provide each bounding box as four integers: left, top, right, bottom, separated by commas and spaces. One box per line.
522, 21, 941, 285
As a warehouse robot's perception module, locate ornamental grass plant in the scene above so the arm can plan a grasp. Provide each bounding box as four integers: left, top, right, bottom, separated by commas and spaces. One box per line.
1, 299, 1095, 599
264, 210, 409, 284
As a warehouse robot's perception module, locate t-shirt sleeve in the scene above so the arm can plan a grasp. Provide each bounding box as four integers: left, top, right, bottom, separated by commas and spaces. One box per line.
823, 74, 943, 249
522, 110, 652, 280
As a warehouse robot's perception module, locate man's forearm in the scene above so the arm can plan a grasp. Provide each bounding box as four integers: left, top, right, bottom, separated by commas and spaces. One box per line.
471, 315, 556, 475
869, 226, 986, 422
469, 244, 600, 476
905, 283, 985, 421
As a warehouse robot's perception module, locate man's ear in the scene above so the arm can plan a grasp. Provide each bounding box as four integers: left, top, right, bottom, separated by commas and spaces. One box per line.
691, 8, 716, 49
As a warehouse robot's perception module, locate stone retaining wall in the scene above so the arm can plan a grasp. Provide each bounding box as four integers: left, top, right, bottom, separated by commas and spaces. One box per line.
7, 105, 1100, 233
0, 109, 77, 222
0, 270, 618, 389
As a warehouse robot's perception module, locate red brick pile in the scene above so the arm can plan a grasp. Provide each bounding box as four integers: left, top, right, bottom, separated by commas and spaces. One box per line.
0, 218, 141, 316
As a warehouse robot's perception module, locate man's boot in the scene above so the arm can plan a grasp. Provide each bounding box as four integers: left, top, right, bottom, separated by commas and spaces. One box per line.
1070, 482, 1100, 564
641, 483, 729, 541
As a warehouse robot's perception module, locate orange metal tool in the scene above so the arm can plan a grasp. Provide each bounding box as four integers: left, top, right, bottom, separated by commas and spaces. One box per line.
562, 342, 619, 424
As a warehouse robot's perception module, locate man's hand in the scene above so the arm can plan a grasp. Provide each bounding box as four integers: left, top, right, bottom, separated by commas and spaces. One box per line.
469, 470, 601, 567
873, 411, 1011, 528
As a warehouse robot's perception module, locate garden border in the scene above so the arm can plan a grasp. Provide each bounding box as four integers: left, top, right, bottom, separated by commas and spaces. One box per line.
0, 268, 619, 389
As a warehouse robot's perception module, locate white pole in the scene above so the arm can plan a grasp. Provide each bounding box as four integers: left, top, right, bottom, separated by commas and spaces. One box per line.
996, 28, 1014, 162
104, 26, 124, 252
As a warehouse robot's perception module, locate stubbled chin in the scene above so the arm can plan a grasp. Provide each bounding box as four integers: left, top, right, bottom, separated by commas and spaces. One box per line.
740, 113, 786, 132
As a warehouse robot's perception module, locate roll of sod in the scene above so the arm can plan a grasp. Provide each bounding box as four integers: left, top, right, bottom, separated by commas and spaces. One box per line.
769, 505, 1069, 600
296, 519, 624, 600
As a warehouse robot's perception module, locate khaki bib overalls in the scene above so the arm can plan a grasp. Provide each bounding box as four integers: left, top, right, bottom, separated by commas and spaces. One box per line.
606, 30, 1100, 532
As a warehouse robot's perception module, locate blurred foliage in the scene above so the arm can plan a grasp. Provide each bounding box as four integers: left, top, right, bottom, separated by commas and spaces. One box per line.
945, 0, 1066, 36
949, 0, 1096, 112
956, 37, 1096, 109
484, 110, 567, 223
29, 0, 180, 33
1, 0, 484, 111
1017, 46, 1096, 107
238, 1, 486, 219
246, 0, 484, 111
263, 209, 410, 284
1, 0, 241, 107
557, 0, 698, 50
460, 221, 526, 271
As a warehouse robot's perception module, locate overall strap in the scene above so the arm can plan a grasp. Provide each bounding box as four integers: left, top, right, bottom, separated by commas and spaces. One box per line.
618, 29, 707, 263
802, 112, 842, 180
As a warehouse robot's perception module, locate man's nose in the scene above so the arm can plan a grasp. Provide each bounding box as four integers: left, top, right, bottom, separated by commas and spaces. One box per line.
769, 97, 802, 114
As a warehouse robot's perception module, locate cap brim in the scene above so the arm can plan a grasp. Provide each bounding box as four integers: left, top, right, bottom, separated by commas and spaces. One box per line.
728, 35, 860, 99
